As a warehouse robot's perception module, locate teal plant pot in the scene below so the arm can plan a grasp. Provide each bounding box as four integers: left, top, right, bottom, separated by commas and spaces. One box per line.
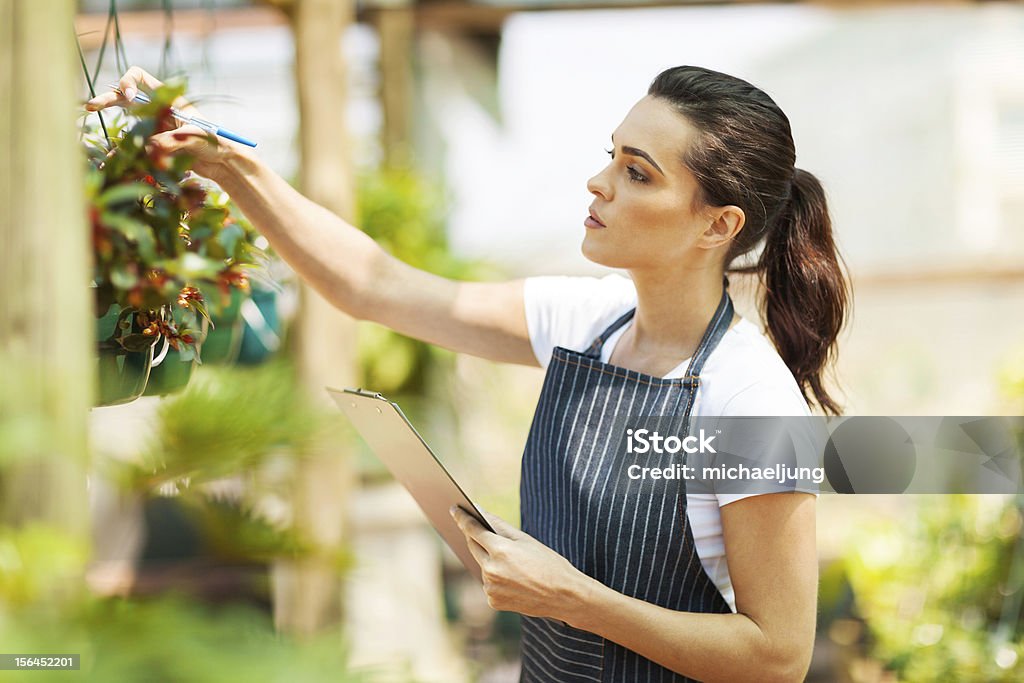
142, 349, 195, 397
95, 304, 158, 407
237, 286, 282, 366
198, 286, 245, 366
143, 316, 209, 397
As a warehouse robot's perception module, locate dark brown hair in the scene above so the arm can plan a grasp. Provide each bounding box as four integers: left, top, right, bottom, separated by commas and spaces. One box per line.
649, 65, 850, 416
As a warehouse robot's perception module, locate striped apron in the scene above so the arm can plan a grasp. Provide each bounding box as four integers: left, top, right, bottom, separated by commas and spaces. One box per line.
519, 278, 735, 683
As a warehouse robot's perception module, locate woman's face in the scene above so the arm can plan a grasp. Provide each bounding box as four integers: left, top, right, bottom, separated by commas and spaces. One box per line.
583, 95, 722, 270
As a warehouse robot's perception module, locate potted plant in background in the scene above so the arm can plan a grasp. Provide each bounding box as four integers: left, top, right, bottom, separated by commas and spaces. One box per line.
85, 82, 271, 406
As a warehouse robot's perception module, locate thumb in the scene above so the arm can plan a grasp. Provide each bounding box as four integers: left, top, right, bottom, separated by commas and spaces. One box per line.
480, 509, 522, 540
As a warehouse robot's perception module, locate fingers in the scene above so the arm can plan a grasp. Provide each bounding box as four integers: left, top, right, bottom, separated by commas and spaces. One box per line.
122, 66, 163, 100
451, 506, 501, 550
481, 510, 522, 540
143, 125, 210, 170
84, 66, 165, 112
451, 506, 491, 567
464, 535, 489, 569
83, 89, 125, 112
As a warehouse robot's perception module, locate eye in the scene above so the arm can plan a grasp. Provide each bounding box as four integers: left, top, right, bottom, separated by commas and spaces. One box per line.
626, 166, 648, 184
605, 148, 649, 184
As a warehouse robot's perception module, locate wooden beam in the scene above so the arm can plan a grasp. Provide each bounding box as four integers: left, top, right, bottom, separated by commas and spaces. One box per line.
272, 0, 359, 637
74, 6, 288, 51
372, 7, 417, 166
850, 264, 1024, 289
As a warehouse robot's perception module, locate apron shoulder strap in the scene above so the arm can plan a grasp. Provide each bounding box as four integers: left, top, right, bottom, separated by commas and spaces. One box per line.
581, 308, 636, 359
681, 276, 734, 379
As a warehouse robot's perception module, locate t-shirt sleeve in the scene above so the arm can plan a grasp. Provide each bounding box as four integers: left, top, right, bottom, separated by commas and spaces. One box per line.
714, 381, 820, 508
522, 274, 637, 368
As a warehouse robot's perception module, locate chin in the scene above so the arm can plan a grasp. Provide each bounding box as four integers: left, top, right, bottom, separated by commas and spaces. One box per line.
581, 235, 630, 269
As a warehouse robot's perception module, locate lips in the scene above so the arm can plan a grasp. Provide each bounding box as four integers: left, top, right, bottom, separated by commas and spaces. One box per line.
587, 207, 606, 228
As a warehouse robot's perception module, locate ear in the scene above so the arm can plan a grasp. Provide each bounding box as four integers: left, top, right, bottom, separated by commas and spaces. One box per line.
699, 205, 745, 250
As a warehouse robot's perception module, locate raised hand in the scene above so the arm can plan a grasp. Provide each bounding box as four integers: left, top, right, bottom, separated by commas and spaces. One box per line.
84, 66, 247, 179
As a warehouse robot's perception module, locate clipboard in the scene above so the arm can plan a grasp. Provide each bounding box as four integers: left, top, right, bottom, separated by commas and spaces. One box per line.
326, 387, 494, 582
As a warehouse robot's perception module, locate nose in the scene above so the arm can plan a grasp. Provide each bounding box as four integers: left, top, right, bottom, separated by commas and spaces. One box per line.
587, 164, 612, 200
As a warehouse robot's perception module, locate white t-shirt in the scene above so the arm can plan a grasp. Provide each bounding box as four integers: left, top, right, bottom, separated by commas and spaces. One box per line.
523, 273, 813, 613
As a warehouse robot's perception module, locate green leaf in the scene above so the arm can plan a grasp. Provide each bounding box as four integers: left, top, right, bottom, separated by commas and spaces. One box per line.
189, 225, 213, 243
177, 252, 224, 280
190, 297, 210, 322
120, 333, 158, 353
84, 168, 104, 199
101, 212, 150, 243
110, 264, 138, 289
97, 182, 152, 208
135, 229, 158, 262
216, 223, 245, 256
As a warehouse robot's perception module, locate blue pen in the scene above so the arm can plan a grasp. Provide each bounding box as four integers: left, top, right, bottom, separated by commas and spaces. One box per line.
108, 84, 258, 148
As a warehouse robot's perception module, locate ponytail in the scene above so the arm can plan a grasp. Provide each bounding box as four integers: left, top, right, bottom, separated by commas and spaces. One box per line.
649, 66, 851, 415
755, 168, 849, 416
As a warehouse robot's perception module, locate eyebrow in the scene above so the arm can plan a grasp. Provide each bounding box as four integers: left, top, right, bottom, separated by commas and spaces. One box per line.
611, 134, 664, 176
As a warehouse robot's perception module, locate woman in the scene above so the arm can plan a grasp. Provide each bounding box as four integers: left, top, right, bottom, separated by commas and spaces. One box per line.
88, 64, 848, 682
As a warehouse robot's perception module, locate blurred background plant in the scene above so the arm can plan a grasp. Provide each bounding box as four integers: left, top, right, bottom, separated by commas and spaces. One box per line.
829, 495, 1024, 682
0, 592, 373, 683
353, 166, 498, 481
816, 359, 1024, 683
0, 350, 377, 682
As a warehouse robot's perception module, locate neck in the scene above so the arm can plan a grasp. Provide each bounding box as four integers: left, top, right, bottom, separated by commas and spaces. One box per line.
626, 262, 727, 358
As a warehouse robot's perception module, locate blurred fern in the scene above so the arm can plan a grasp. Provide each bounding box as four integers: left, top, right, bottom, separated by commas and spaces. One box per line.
122, 360, 338, 489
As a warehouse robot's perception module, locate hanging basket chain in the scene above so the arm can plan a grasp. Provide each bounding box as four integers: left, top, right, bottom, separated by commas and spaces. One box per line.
75, 27, 109, 148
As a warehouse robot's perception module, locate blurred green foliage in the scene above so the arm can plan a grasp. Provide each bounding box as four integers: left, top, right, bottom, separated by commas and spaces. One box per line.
0, 354, 367, 680
101, 358, 353, 565
0, 593, 372, 682
843, 495, 1024, 681
355, 167, 491, 399
0, 525, 90, 608
130, 360, 333, 487
0, 356, 60, 470
353, 167, 498, 480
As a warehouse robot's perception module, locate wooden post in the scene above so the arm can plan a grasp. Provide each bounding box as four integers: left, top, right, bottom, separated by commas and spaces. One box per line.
267, 0, 360, 636
371, 3, 416, 168
0, 0, 92, 593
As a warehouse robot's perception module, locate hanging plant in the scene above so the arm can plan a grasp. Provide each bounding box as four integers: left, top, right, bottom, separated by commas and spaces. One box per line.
84, 82, 270, 404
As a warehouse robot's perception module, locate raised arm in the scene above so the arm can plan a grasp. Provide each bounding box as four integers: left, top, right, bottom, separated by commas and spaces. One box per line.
214, 151, 536, 364
86, 67, 538, 366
